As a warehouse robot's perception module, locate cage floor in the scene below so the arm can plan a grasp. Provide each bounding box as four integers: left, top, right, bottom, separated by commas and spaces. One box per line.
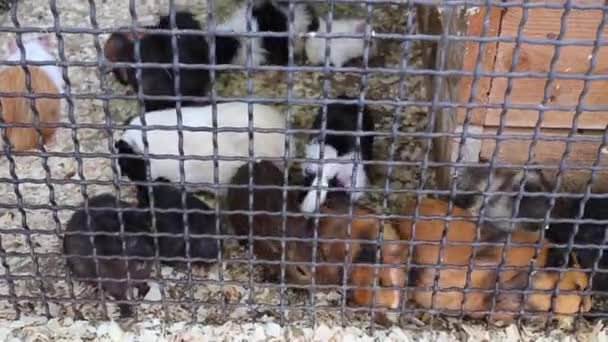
0, 0, 602, 340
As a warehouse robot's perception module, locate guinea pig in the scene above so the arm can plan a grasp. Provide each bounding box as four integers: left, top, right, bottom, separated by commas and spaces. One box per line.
114, 102, 293, 192
103, 11, 210, 112
300, 96, 375, 213
451, 163, 554, 232
291, 197, 408, 310
349, 222, 408, 311
63, 194, 154, 317
471, 231, 591, 322
136, 177, 220, 265
489, 256, 591, 321
214, 0, 318, 66
545, 196, 608, 294
0, 34, 63, 151
226, 160, 310, 283
396, 198, 591, 323
304, 17, 378, 67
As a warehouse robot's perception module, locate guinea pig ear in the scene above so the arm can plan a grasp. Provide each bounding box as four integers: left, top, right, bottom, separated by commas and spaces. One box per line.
36, 35, 52, 49
7, 38, 16, 53
7, 39, 17, 55
125, 30, 145, 42
126, 237, 141, 252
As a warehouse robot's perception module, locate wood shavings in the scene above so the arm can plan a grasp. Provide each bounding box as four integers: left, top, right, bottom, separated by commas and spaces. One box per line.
96, 321, 128, 341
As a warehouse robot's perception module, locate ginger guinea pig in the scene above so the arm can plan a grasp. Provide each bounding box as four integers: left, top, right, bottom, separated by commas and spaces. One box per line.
1, 34, 63, 151
293, 197, 408, 310
396, 198, 591, 323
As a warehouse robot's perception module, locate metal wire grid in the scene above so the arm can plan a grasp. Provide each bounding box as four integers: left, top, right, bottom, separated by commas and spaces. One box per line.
0, 0, 604, 331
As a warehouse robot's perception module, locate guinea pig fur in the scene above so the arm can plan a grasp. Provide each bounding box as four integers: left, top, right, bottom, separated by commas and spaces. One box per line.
103, 11, 210, 112
215, 0, 318, 66
136, 177, 220, 265
451, 164, 554, 232
396, 198, 591, 323
292, 197, 408, 309
304, 17, 378, 68
226, 160, 310, 283
114, 102, 293, 191
349, 222, 408, 311
301, 96, 375, 213
0, 35, 63, 151
545, 196, 608, 294
63, 194, 154, 317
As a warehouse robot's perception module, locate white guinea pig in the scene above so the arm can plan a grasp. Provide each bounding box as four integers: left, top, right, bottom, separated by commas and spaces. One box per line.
115, 102, 293, 190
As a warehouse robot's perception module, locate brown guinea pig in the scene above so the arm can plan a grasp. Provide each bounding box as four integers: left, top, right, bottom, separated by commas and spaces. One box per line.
226, 160, 310, 283
396, 198, 591, 323
1, 35, 63, 151
524, 266, 591, 317
491, 260, 591, 322
294, 197, 408, 309
349, 222, 408, 310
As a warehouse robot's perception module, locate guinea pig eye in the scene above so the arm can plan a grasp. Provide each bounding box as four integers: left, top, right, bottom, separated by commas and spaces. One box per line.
327, 176, 342, 188
295, 265, 309, 277
304, 165, 314, 174
303, 174, 315, 186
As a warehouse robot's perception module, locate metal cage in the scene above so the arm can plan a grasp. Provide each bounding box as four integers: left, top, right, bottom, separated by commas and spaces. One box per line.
0, 0, 605, 334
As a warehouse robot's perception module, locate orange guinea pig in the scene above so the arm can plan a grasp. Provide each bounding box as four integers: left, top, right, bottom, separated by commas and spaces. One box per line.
293, 197, 409, 310
396, 198, 591, 323
1, 35, 63, 151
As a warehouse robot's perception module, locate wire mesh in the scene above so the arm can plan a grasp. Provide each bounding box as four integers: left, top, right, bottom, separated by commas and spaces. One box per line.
0, 0, 605, 332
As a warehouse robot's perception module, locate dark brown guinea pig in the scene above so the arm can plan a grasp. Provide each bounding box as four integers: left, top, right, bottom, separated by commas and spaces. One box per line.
63, 194, 154, 317
226, 160, 310, 283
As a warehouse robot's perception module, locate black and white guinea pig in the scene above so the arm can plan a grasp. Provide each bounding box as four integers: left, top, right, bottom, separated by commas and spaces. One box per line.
300, 96, 375, 213
451, 163, 554, 232
214, 0, 318, 66
63, 194, 154, 317
135, 177, 220, 265
304, 17, 378, 68
103, 10, 210, 112
545, 196, 608, 293
114, 102, 293, 192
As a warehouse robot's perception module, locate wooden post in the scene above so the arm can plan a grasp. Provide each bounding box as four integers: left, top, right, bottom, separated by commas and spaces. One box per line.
420, 0, 608, 191
418, 4, 503, 188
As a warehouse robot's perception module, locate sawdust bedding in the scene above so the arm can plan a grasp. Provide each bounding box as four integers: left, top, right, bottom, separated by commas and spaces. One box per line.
0, 0, 602, 340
